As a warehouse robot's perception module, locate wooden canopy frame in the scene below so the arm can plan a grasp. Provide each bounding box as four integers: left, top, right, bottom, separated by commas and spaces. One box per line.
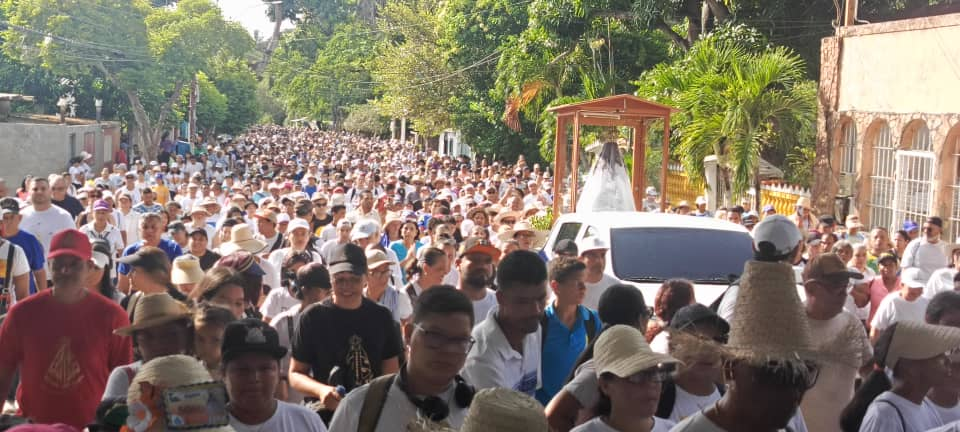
547, 94, 678, 217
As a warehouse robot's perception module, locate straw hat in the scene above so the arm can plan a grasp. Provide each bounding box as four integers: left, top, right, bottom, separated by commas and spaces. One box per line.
724, 260, 818, 366
171, 255, 205, 285
365, 249, 394, 269
460, 388, 548, 432
219, 224, 267, 255
115, 293, 191, 336
126, 355, 233, 432
886, 320, 960, 369
493, 209, 522, 226
497, 220, 547, 245
594, 325, 678, 378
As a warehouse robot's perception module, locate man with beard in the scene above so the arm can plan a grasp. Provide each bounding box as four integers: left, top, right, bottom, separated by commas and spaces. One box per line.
462, 250, 547, 397
456, 237, 500, 322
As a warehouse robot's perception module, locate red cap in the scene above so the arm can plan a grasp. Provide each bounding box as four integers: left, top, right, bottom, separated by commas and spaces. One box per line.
333, 187, 345, 194
48, 229, 92, 261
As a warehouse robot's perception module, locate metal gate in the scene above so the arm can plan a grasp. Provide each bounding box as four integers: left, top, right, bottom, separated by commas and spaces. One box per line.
893, 150, 935, 228
869, 124, 895, 231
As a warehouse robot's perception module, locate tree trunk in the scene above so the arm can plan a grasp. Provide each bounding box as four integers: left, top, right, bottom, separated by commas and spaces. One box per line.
125, 80, 186, 162
703, 0, 731, 22
655, 18, 691, 51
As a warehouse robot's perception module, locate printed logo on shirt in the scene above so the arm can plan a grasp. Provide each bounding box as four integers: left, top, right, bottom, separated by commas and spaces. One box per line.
44, 337, 84, 391
515, 371, 538, 397
346, 334, 373, 387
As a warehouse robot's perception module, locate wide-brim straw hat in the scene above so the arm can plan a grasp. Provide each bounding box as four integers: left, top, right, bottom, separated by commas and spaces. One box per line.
595, 325, 678, 378
724, 260, 819, 366
493, 210, 523, 226
127, 355, 233, 432
887, 320, 960, 369
460, 388, 548, 432
115, 293, 191, 336
497, 220, 547, 245
171, 255, 205, 285
220, 223, 267, 255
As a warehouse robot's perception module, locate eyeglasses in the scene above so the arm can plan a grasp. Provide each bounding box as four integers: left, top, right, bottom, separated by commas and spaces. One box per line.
414, 324, 475, 354
621, 369, 673, 384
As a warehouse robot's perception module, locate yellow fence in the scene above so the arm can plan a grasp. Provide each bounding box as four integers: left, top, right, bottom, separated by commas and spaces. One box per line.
666, 166, 810, 213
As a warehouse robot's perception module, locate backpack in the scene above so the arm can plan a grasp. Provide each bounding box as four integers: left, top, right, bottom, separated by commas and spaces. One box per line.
0, 240, 20, 319
357, 374, 397, 432
708, 277, 740, 313
540, 307, 598, 354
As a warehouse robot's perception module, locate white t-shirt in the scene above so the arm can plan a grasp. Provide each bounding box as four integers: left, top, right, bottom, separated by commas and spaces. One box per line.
901, 238, 948, 283
572, 416, 675, 432
583, 273, 620, 310
462, 313, 541, 397
801, 310, 872, 432
870, 292, 930, 332
19, 205, 75, 260
669, 409, 808, 432
260, 286, 300, 321
471, 288, 498, 322
671, 386, 721, 423
80, 223, 125, 256
327, 378, 468, 431
565, 359, 599, 408
927, 397, 960, 425
925, 268, 959, 299
270, 304, 305, 404
930, 420, 960, 432
2, 241, 31, 304
718, 266, 804, 323
101, 361, 143, 401
230, 400, 326, 432
119, 209, 141, 247
859, 391, 943, 432
650, 331, 669, 354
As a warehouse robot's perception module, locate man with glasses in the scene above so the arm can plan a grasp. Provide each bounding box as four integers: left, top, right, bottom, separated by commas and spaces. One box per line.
329, 286, 476, 430
289, 243, 402, 423
462, 250, 547, 397
20, 177, 74, 267
901, 216, 949, 285
48, 175, 84, 219
799, 253, 871, 432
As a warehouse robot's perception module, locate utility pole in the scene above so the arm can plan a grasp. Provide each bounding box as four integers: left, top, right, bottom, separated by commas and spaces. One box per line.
188, 74, 198, 145
843, 0, 858, 26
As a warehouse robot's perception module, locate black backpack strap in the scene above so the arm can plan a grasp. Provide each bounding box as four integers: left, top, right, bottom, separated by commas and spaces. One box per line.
655, 376, 677, 419
357, 374, 396, 432
539, 312, 550, 354
404, 282, 418, 304
0, 240, 14, 315
709, 278, 740, 312
584, 309, 597, 344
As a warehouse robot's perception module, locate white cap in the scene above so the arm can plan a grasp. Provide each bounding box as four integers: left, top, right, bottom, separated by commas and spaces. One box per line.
901, 267, 927, 289
752, 215, 803, 256
286, 218, 311, 234
277, 213, 291, 223
351, 220, 380, 241
695, 196, 707, 205
577, 236, 609, 255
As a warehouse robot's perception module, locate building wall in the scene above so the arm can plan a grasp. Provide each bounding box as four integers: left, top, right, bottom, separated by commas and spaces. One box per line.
0, 122, 118, 187
814, 13, 960, 236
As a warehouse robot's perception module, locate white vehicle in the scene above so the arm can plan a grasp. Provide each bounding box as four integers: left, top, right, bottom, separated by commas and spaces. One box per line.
543, 211, 755, 306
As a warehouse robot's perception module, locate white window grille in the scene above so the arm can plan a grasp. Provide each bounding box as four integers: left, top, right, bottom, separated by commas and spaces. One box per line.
951, 135, 960, 240
840, 121, 858, 175
912, 123, 932, 151
893, 150, 935, 229
868, 123, 895, 231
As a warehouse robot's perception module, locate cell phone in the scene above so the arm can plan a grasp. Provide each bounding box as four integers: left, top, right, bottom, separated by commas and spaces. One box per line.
161, 382, 229, 430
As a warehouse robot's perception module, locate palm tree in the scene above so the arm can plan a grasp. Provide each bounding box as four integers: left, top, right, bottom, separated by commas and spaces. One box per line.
637, 37, 816, 207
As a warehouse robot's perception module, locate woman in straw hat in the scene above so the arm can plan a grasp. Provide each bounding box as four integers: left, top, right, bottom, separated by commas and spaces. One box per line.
841, 320, 960, 432
570, 325, 678, 432
101, 293, 193, 402
171, 255, 205, 296
671, 254, 817, 432
460, 387, 548, 432
123, 354, 233, 432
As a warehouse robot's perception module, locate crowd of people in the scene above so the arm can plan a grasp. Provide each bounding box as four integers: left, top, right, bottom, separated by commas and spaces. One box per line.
1, 125, 960, 432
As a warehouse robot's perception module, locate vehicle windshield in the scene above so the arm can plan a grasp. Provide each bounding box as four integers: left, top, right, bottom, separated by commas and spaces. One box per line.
609, 227, 754, 283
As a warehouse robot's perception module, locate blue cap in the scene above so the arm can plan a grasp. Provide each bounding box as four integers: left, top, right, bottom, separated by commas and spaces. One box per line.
762, 204, 776, 213
904, 220, 919, 232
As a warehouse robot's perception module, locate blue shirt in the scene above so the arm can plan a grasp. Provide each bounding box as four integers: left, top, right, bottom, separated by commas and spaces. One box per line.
6, 230, 45, 294
133, 203, 163, 214
536, 304, 602, 405
117, 240, 183, 276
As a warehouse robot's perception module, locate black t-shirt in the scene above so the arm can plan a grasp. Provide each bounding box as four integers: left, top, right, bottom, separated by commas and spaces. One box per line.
292, 298, 402, 391
53, 196, 84, 219
196, 250, 221, 271
312, 214, 333, 232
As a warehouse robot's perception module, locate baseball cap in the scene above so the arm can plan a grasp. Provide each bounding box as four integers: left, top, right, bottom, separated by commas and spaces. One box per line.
188, 227, 209, 238
216, 252, 266, 277
365, 249, 394, 269
459, 236, 501, 260
594, 325, 678, 378
806, 231, 822, 246
901, 267, 926, 289
221, 318, 287, 365
669, 303, 730, 335
350, 220, 380, 241
877, 252, 898, 265
0, 197, 21, 216
167, 221, 187, 234
927, 216, 944, 228
116, 246, 170, 273
802, 253, 864, 283
553, 239, 579, 256
48, 229, 93, 262
752, 215, 803, 256
904, 220, 919, 232
286, 218, 311, 234
329, 243, 367, 275
577, 236, 609, 255
92, 199, 112, 212
695, 196, 707, 205
762, 204, 776, 213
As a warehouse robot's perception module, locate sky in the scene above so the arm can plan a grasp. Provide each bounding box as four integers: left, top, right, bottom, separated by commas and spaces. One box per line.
217, 0, 294, 40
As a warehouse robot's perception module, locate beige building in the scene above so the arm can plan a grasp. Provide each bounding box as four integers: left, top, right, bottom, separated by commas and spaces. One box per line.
813, 11, 960, 238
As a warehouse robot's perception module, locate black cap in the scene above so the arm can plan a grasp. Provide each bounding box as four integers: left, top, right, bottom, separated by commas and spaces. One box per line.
117, 246, 171, 273
806, 231, 822, 245
669, 303, 730, 335
818, 214, 836, 226
0, 198, 20, 216
188, 227, 208, 238
927, 216, 944, 228
167, 222, 186, 233
553, 239, 579, 256
221, 318, 287, 365
328, 243, 367, 275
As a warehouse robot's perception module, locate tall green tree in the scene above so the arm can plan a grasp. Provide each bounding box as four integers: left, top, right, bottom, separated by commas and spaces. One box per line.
210, 59, 260, 135
635, 33, 816, 206
2, 0, 254, 159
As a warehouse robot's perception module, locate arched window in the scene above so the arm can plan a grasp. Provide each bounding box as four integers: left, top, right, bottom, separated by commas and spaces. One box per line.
868, 122, 895, 230
840, 120, 858, 176
893, 121, 935, 228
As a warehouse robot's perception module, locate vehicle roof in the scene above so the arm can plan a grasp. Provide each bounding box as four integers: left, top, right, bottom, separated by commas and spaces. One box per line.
555, 211, 749, 233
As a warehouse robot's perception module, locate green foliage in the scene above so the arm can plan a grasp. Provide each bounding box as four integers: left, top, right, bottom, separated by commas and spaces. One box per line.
210, 59, 260, 135
785, 143, 816, 187
342, 103, 387, 135
178, 72, 227, 135
256, 79, 286, 124
635, 33, 817, 201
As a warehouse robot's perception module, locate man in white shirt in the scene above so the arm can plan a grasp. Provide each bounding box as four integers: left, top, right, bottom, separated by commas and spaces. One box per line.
901, 216, 949, 284
456, 237, 500, 322
800, 253, 872, 432
347, 190, 381, 225
115, 192, 140, 247
462, 250, 546, 397
329, 286, 477, 431
19, 178, 75, 264
577, 236, 620, 310
870, 267, 931, 341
